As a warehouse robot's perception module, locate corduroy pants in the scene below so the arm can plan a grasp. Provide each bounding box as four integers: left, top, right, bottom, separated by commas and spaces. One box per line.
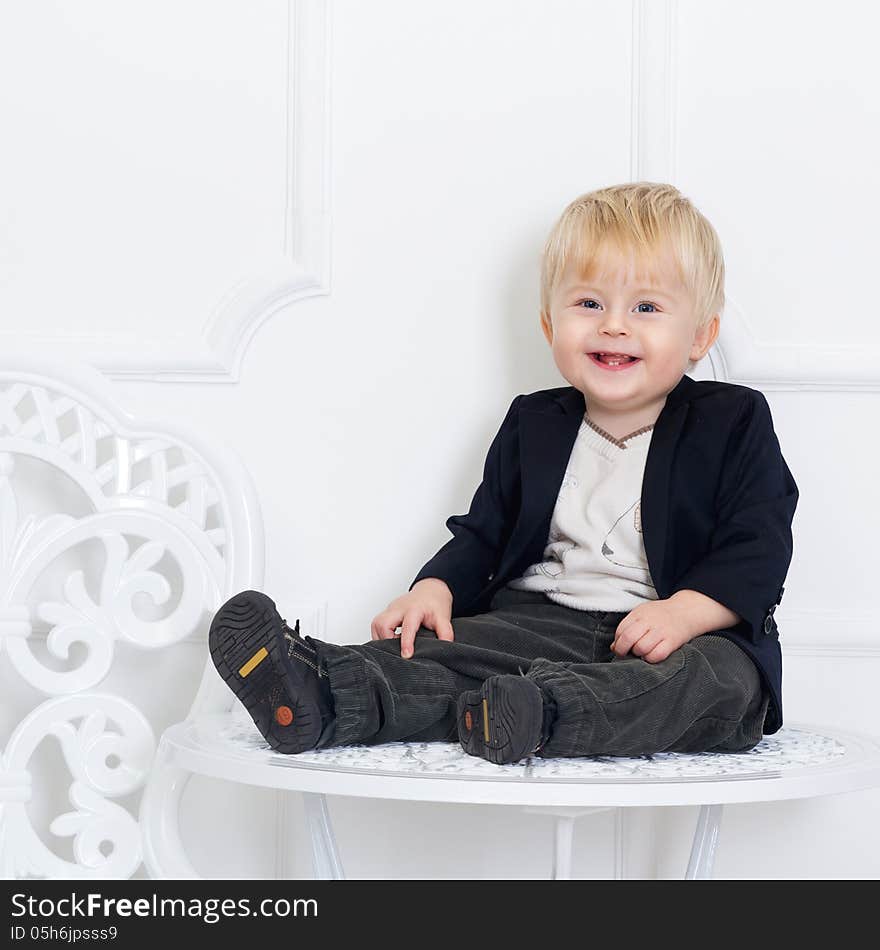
311, 586, 769, 758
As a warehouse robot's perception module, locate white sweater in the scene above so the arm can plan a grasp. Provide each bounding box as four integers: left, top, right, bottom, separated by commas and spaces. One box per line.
506, 414, 658, 612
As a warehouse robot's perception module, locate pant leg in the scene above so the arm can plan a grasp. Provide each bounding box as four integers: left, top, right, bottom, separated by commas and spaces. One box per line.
525, 611, 770, 758
310, 588, 606, 748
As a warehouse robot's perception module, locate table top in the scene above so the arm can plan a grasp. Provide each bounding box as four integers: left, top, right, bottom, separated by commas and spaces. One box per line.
162, 712, 880, 808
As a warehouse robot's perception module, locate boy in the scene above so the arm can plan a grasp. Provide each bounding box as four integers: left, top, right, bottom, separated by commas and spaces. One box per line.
208, 182, 798, 765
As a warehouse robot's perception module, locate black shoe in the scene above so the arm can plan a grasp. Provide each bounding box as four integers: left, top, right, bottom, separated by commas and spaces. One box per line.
457, 674, 555, 765
208, 590, 335, 754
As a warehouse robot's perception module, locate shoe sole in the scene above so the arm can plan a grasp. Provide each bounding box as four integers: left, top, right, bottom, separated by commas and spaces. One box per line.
457, 675, 543, 765
208, 590, 323, 754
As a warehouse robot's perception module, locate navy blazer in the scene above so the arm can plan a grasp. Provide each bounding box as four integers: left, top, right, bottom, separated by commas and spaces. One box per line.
410, 373, 799, 734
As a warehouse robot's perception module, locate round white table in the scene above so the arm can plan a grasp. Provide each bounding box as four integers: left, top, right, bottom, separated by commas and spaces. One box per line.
146, 713, 880, 879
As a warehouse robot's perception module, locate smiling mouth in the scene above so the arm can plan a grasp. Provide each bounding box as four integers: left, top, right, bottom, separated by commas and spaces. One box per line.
588, 352, 641, 370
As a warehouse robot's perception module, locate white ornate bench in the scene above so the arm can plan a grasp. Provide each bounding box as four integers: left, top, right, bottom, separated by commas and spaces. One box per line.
148, 711, 880, 879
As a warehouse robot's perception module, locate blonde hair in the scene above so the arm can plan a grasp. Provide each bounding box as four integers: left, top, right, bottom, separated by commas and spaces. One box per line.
540, 182, 725, 370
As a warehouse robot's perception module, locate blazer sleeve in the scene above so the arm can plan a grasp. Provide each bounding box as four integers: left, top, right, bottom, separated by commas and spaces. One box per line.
669, 390, 799, 645
408, 394, 522, 615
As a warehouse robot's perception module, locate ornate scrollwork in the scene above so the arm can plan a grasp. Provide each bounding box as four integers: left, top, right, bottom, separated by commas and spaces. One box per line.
0, 374, 246, 879
2, 695, 155, 879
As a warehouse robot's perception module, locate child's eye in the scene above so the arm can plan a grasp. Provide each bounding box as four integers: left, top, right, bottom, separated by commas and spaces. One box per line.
576, 299, 659, 313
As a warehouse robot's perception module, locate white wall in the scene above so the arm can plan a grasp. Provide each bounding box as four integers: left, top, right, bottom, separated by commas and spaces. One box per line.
2, 0, 878, 879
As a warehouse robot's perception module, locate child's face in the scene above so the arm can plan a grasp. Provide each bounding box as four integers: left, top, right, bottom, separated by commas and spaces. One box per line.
540, 243, 718, 420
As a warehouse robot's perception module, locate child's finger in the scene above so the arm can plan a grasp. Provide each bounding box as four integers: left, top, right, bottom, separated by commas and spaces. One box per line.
434, 619, 455, 642
400, 612, 422, 658
372, 609, 403, 640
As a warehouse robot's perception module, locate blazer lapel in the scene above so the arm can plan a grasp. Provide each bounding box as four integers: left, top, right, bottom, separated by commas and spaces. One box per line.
514, 374, 696, 591
640, 378, 693, 592
517, 388, 585, 554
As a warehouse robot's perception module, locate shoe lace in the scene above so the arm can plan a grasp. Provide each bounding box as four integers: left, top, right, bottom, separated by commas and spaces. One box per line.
282, 618, 315, 650
282, 618, 326, 678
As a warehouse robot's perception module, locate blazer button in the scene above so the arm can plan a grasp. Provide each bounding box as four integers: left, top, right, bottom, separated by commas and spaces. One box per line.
764, 612, 774, 635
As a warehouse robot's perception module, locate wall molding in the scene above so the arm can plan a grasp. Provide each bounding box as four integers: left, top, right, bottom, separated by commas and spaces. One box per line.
633, 0, 880, 390
1, 0, 331, 384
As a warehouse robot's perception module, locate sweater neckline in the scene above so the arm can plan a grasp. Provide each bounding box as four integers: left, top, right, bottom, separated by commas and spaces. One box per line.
583, 414, 655, 450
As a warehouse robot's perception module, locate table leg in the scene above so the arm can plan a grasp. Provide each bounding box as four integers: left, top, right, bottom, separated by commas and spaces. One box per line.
302, 792, 345, 880
520, 805, 617, 880
685, 803, 723, 879
553, 816, 576, 879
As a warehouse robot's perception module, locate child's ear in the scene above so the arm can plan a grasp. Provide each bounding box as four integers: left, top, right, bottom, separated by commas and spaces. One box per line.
540, 310, 553, 345
691, 313, 720, 361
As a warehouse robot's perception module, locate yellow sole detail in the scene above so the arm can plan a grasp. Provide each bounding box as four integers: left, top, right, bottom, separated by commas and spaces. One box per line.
482, 698, 490, 743
239, 646, 268, 677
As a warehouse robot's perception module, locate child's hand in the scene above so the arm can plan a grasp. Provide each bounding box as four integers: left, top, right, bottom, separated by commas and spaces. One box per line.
609, 599, 696, 663
370, 578, 455, 659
